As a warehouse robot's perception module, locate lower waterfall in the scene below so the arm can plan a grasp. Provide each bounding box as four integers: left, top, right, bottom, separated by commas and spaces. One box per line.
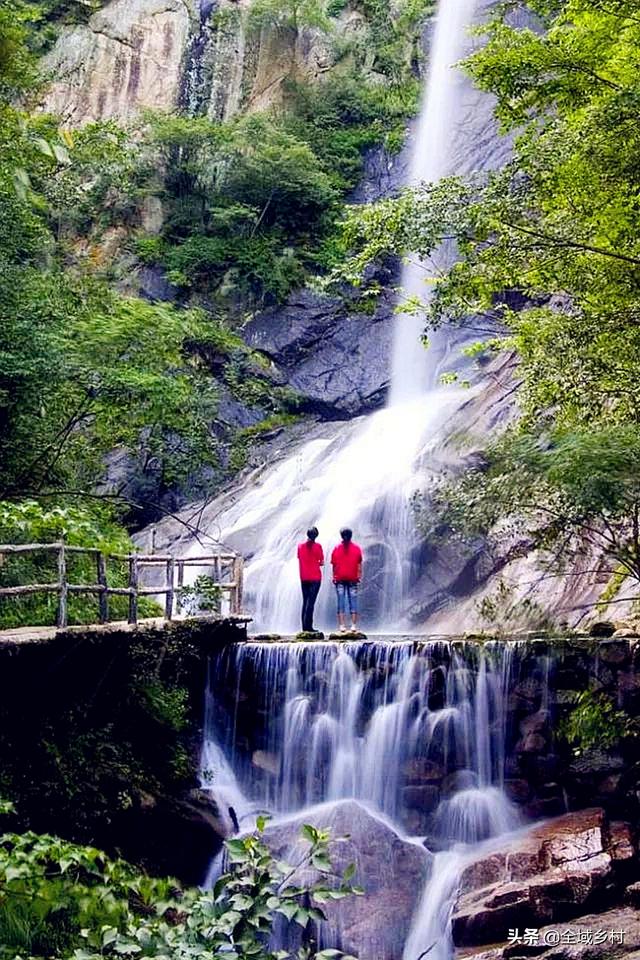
201, 638, 550, 959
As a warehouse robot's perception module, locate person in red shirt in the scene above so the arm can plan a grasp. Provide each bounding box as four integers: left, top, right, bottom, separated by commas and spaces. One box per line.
330, 528, 363, 633
297, 526, 324, 633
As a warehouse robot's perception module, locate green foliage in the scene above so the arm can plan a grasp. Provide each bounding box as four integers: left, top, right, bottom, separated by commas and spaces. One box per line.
137, 682, 190, 733
338, 0, 640, 429
350, 0, 435, 82
0, 19, 229, 528
17, 0, 108, 55
229, 414, 301, 472
142, 112, 340, 302
338, 0, 640, 602
559, 688, 637, 756
0, 633, 205, 847
415, 426, 640, 596
0, 823, 360, 959
247, 0, 332, 34
475, 579, 556, 636
177, 574, 222, 615
0, 500, 161, 628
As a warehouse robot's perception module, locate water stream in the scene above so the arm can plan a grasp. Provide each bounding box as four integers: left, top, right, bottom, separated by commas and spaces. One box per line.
201, 639, 538, 958
181, 0, 507, 634
192, 2, 534, 956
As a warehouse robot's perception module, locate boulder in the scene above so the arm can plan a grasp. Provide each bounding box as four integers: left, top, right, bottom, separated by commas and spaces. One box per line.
457, 905, 640, 959
516, 732, 547, 754
597, 639, 631, 665
404, 758, 445, 784
519, 709, 550, 737
452, 808, 636, 949
589, 621, 617, 638
402, 784, 440, 814
262, 799, 431, 960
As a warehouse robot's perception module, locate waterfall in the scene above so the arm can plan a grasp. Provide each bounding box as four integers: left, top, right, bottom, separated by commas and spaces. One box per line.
188, 5, 536, 952
390, 0, 480, 404
180, 0, 220, 117
204, 640, 524, 824
177, 0, 505, 633
200, 638, 538, 955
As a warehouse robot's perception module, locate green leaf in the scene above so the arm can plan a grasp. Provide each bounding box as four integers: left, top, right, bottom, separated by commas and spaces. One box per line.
301, 824, 318, 844
256, 813, 270, 832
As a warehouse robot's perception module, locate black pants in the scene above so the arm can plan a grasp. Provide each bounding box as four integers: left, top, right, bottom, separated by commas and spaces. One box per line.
301, 580, 321, 632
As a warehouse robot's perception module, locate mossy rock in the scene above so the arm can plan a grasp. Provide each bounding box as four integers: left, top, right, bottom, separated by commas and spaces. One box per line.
328, 630, 368, 641
295, 631, 325, 641
251, 633, 282, 642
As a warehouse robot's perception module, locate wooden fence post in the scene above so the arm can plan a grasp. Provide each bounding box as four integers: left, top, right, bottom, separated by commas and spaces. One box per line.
165, 558, 175, 620
128, 556, 139, 625
232, 555, 244, 615
176, 560, 184, 614
97, 552, 109, 624
56, 541, 68, 628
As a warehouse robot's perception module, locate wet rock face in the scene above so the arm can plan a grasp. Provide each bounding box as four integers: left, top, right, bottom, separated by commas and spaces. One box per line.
39, 0, 370, 125
242, 283, 396, 418
40, 0, 194, 124
262, 800, 431, 960
453, 808, 639, 953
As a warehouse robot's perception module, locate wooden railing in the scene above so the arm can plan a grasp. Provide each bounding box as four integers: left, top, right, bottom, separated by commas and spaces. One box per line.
0, 543, 244, 629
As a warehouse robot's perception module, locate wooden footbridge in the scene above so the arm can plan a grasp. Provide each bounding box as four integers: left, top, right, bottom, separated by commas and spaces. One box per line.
0, 541, 248, 636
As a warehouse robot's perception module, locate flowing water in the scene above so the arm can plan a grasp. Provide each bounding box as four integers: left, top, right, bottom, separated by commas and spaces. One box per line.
201, 639, 538, 957
189, 2, 537, 955
180, 0, 508, 634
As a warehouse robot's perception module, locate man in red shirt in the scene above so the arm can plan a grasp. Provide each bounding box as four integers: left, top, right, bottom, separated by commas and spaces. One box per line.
297, 526, 324, 633
330, 528, 363, 633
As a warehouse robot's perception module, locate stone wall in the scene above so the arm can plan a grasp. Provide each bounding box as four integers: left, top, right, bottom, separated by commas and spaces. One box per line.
0, 617, 245, 883
506, 636, 640, 824
203, 636, 640, 834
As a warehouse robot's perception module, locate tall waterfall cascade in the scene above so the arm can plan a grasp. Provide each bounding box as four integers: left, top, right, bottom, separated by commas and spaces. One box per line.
201, 639, 545, 959
180, 0, 507, 634
188, 3, 554, 956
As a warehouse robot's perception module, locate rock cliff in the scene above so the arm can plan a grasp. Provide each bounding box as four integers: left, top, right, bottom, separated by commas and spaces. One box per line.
39, 0, 368, 124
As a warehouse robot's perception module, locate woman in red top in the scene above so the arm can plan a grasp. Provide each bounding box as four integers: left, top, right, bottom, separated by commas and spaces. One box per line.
330, 528, 363, 633
297, 526, 324, 633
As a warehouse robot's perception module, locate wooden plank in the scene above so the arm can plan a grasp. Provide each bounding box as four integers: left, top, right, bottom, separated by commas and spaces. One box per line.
165, 558, 175, 621
56, 543, 68, 629
0, 543, 100, 555
0, 543, 62, 554
67, 585, 131, 596
0, 583, 59, 596
180, 554, 237, 564
96, 553, 109, 624
128, 557, 139, 625
231, 557, 242, 614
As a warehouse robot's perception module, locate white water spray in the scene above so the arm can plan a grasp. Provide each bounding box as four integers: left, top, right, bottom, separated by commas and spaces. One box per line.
201, 639, 532, 956
391, 0, 481, 404
177, 0, 501, 634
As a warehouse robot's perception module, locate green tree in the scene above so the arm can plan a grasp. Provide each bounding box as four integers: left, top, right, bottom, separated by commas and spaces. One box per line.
416, 426, 640, 600
247, 0, 332, 37
337, 0, 640, 605
339, 0, 640, 429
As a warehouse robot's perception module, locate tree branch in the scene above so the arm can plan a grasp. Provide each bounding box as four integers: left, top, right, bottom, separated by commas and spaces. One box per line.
500, 220, 640, 267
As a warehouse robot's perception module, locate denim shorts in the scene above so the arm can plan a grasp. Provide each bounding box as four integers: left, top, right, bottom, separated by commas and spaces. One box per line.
335, 581, 358, 615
